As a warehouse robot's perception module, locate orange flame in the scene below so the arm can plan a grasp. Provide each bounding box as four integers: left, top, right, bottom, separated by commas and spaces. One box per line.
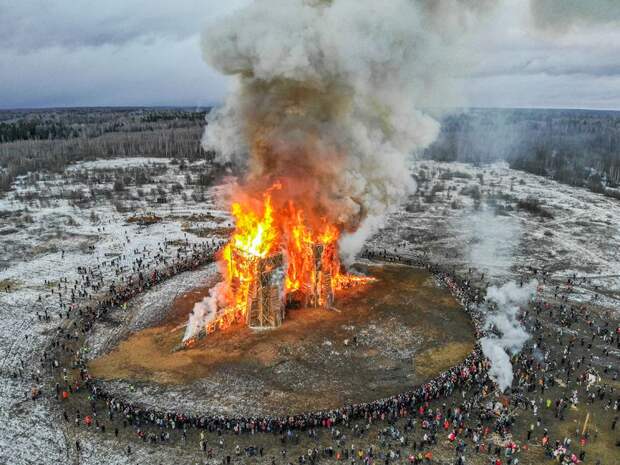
228, 182, 281, 258
195, 181, 374, 339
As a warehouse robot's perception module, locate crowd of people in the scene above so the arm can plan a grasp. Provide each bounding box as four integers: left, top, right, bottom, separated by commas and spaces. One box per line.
26, 238, 618, 464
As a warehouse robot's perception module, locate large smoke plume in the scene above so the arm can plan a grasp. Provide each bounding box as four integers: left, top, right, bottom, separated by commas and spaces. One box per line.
201, 0, 497, 256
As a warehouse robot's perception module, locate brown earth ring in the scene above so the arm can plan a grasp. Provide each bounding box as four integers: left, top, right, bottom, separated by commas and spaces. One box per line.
87, 262, 477, 417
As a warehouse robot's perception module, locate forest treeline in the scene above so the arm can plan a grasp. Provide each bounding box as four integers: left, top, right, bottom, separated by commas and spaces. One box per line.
0, 107, 209, 143
423, 108, 620, 198
0, 108, 211, 192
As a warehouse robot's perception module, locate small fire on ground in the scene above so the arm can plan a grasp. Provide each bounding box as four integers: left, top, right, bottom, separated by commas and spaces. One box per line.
182, 181, 374, 346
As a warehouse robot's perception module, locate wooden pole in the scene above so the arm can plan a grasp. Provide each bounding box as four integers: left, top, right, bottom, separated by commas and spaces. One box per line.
581, 412, 590, 436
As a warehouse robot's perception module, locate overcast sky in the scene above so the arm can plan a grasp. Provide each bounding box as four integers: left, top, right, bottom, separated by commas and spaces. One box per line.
1, 0, 619, 110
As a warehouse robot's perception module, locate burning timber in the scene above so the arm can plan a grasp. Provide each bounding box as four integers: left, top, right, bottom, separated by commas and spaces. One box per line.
176, 183, 376, 350
176, 242, 336, 351
285, 243, 334, 310
242, 251, 285, 329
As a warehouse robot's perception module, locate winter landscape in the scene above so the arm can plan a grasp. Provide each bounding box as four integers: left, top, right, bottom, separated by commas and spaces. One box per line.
1, 1, 619, 465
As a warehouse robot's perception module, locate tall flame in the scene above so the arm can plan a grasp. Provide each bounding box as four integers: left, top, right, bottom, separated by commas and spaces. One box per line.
200, 180, 373, 337
227, 182, 281, 259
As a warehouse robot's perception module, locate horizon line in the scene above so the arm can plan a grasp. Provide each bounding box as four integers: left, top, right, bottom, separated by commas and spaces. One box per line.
1, 104, 619, 113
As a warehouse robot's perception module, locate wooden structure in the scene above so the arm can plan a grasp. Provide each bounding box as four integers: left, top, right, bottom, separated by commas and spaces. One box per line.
245, 252, 286, 329
313, 244, 334, 308
286, 244, 334, 309
175, 242, 338, 351
318, 268, 334, 307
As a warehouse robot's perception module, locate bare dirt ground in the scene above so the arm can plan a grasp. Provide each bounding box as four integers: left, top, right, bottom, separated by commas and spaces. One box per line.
88, 264, 474, 416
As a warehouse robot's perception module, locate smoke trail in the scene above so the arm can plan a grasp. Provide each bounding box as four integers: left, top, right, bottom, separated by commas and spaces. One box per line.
480, 279, 537, 391
183, 282, 227, 341
458, 207, 521, 280
201, 0, 498, 256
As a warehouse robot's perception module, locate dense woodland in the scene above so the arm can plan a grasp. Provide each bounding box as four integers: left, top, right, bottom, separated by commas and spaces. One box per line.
423, 108, 620, 198
0, 107, 209, 142
0, 108, 211, 192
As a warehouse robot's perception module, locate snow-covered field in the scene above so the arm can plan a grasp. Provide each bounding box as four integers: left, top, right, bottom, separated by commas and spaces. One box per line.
1, 157, 618, 464
371, 162, 620, 303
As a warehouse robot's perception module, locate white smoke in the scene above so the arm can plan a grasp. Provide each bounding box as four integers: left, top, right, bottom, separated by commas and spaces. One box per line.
183, 281, 228, 341
339, 214, 386, 266
201, 0, 498, 259
480, 279, 537, 391
458, 206, 521, 280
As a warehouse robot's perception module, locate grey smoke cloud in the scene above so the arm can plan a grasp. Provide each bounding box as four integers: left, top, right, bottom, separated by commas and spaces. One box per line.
201, 0, 498, 259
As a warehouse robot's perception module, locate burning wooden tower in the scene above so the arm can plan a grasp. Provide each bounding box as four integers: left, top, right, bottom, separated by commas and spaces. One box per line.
285, 243, 334, 310
244, 252, 286, 328
178, 185, 373, 349
229, 242, 336, 330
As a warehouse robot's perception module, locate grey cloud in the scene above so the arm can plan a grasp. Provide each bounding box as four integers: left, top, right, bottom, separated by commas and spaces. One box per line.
474, 53, 620, 78
464, 73, 620, 110
521, 63, 620, 78
530, 0, 620, 31
0, 0, 251, 52
468, 5, 620, 81
0, 36, 231, 109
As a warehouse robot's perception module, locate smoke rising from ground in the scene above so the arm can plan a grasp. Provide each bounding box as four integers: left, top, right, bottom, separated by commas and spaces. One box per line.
339, 214, 387, 266
183, 282, 227, 341
480, 280, 537, 391
201, 0, 497, 255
